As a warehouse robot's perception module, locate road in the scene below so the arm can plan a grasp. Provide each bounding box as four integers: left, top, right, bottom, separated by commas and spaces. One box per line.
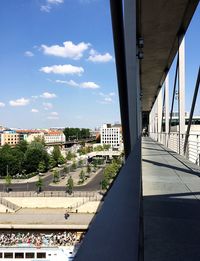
0, 168, 104, 192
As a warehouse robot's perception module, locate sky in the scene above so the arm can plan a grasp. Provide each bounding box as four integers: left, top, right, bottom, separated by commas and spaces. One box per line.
0, 1, 199, 130
0, 0, 120, 129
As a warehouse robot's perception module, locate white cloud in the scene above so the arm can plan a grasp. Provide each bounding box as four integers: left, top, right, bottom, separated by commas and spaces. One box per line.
56, 79, 79, 87
56, 79, 100, 89
9, 98, 30, 107
88, 49, 113, 63
80, 82, 100, 89
47, 0, 64, 3
98, 92, 115, 104
31, 109, 39, 113
47, 116, 59, 120
51, 111, 58, 116
41, 41, 90, 60
0, 102, 5, 107
31, 95, 39, 99
40, 92, 57, 99
40, 64, 84, 75
43, 102, 53, 110
40, 0, 64, 12
24, 51, 34, 57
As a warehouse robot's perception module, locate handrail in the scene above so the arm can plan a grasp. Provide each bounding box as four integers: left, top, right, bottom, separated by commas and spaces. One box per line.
74, 141, 142, 261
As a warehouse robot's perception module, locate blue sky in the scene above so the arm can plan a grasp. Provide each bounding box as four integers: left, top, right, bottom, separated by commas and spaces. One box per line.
0, 1, 199, 129
0, 0, 120, 129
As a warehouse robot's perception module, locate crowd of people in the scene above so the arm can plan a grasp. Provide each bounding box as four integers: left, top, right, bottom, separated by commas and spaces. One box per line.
0, 231, 83, 247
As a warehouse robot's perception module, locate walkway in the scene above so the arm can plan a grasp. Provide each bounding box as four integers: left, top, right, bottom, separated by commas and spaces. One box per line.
142, 137, 200, 261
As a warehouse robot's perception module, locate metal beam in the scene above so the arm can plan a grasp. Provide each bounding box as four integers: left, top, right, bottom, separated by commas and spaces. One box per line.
184, 67, 200, 154
178, 36, 185, 154
165, 74, 169, 134
169, 55, 179, 134
124, 0, 140, 150
110, 0, 131, 158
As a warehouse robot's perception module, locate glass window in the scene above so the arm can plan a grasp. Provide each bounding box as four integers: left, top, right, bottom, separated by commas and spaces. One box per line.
0, 253, 2, 258
25, 252, 35, 258
15, 253, 24, 259
4, 253, 13, 258
37, 252, 46, 258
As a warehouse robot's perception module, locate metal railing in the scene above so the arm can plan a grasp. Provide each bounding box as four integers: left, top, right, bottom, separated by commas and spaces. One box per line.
0, 191, 103, 198
0, 197, 21, 212
150, 132, 200, 166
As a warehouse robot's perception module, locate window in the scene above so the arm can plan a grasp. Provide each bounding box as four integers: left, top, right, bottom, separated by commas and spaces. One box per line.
0, 253, 2, 258
4, 253, 13, 258
15, 253, 24, 259
25, 252, 35, 258
37, 252, 46, 258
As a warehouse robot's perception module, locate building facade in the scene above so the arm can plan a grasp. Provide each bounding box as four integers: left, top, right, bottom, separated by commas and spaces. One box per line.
100, 124, 121, 149
1, 130, 20, 146
44, 131, 65, 144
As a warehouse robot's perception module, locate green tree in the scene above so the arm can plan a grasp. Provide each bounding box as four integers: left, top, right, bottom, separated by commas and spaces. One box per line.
79, 169, 85, 184
38, 161, 46, 173
15, 140, 28, 153
66, 151, 73, 161
101, 178, 109, 190
53, 170, 59, 183
5, 175, 12, 192
49, 156, 56, 169
71, 161, 77, 171
66, 176, 74, 194
24, 142, 49, 173
103, 144, 111, 151
86, 164, 91, 176
63, 166, 69, 174
58, 155, 65, 165
52, 146, 61, 166
36, 177, 43, 193
78, 159, 83, 167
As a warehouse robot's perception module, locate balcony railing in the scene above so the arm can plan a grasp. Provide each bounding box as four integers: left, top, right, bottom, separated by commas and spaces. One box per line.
150, 132, 200, 166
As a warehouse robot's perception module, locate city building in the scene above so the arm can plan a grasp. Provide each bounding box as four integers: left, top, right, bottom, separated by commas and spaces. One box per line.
100, 124, 121, 149
1, 130, 20, 146
44, 131, 65, 144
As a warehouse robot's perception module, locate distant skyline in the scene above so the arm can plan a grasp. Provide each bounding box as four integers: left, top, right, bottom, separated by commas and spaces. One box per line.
0, 1, 199, 129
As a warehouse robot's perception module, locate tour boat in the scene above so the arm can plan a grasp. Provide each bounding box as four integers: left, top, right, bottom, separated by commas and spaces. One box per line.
0, 244, 79, 260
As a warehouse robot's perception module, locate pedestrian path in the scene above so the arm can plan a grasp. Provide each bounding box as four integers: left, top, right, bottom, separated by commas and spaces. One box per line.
142, 137, 200, 261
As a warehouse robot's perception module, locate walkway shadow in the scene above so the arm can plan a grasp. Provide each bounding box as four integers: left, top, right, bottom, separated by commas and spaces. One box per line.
142, 158, 200, 177
143, 191, 200, 261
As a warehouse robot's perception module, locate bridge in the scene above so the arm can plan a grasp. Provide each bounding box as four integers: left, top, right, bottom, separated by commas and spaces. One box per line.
45, 137, 96, 148
73, 1, 200, 261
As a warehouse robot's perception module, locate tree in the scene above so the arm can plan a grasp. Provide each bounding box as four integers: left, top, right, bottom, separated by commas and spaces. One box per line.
86, 164, 91, 176
5, 175, 12, 192
52, 146, 61, 166
36, 177, 43, 193
78, 159, 83, 167
103, 144, 111, 151
71, 161, 77, 172
101, 178, 109, 190
38, 161, 46, 173
15, 140, 28, 153
79, 170, 85, 184
63, 166, 69, 174
66, 151, 73, 161
24, 144, 49, 174
58, 155, 65, 165
66, 176, 74, 194
49, 156, 56, 169
53, 170, 59, 183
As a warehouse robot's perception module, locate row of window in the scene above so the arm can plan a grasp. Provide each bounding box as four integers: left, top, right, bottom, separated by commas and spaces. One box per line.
0, 252, 46, 259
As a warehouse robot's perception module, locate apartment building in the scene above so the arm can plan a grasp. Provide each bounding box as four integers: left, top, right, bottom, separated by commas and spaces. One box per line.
1, 130, 20, 146
44, 131, 65, 144
100, 124, 121, 149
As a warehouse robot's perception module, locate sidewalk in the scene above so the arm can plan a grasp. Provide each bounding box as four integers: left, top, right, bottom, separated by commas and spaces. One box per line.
142, 137, 200, 261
